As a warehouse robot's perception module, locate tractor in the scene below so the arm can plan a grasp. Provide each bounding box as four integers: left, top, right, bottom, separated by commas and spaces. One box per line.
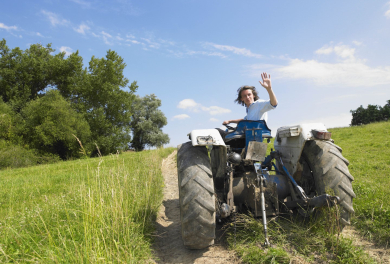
177, 120, 355, 249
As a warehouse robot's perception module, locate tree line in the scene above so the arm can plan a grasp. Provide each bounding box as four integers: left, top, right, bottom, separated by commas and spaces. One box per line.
0, 39, 169, 168
350, 100, 390, 126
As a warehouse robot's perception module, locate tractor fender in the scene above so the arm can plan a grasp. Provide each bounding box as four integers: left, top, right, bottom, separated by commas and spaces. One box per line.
274, 123, 328, 176
189, 129, 226, 147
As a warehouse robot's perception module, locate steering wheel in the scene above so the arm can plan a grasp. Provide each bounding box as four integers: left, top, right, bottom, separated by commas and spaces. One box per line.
224, 124, 235, 131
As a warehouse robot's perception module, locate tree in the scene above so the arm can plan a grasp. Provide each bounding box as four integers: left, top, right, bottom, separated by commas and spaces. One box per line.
350, 100, 390, 125
1, 39, 139, 156
130, 94, 170, 151
0, 39, 83, 112
22, 90, 91, 159
0, 99, 23, 144
61, 50, 138, 155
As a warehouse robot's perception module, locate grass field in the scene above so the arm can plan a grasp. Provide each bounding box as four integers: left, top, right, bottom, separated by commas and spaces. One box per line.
331, 121, 390, 246
1, 121, 388, 263
0, 147, 175, 263
226, 121, 390, 263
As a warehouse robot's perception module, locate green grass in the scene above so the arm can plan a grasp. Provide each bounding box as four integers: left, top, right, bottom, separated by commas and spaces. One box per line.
0, 147, 175, 263
330, 121, 390, 245
227, 121, 390, 263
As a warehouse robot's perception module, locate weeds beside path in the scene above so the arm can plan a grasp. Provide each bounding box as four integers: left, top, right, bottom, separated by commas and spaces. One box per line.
0, 148, 174, 263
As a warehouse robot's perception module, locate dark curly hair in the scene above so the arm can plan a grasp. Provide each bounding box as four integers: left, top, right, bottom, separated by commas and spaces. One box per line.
234, 85, 259, 106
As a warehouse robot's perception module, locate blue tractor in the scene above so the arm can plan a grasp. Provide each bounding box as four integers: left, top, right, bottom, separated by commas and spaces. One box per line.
177, 120, 355, 249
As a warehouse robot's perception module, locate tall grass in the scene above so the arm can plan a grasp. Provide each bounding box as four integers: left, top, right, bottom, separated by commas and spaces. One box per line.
330, 121, 390, 246
0, 147, 175, 263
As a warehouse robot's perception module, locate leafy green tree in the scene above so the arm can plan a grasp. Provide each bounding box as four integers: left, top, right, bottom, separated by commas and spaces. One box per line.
0, 39, 83, 112
130, 94, 170, 151
21, 90, 91, 159
380, 100, 390, 121
350, 100, 390, 125
1, 39, 139, 156
61, 50, 138, 155
0, 99, 23, 144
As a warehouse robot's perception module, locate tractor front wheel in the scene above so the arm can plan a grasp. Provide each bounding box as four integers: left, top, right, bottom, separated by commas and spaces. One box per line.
301, 140, 356, 227
177, 142, 216, 249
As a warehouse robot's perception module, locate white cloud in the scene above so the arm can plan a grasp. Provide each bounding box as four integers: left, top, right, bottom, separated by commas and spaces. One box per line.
127, 39, 140, 44
276, 58, 390, 87
100, 31, 113, 45
386, 10, 390, 18
141, 38, 161, 49
315, 44, 355, 60
334, 45, 355, 60
41, 10, 69, 26
186, 50, 227, 58
248, 43, 390, 87
101, 31, 112, 38
385, 2, 390, 18
352, 41, 362, 46
204, 42, 262, 59
60, 46, 73, 56
209, 118, 219, 122
205, 106, 231, 115
172, 114, 190, 120
178, 99, 198, 109
315, 45, 333, 55
177, 99, 231, 115
36, 32, 43, 37
70, 0, 91, 8
295, 113, 352, 129
74, 23, 90, 35
0, 23, 18, 31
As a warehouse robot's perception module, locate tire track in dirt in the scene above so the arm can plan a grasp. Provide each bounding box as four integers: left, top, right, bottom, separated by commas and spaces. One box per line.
341, 227, 390, 263
153, 151, 240, 264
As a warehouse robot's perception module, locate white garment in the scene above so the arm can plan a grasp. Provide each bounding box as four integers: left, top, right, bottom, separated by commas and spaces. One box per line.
244, 99, 277, 123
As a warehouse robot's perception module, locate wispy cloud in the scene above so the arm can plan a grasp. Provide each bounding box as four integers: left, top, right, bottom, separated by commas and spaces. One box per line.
92, 31, 113, 45
70, 0, 91, 8
0, 22, 18, 31
74, 23, 90, 35
295, 113, 352, 128
247, 43, 390, 87
209, 118, 219, 122
60, 46, 73, 56
141, 37, 161, 49
101, 31, 112, 44
385, 2, 390, 18
41, 10, 69, 26
36, 32, 44, 37
177, 99, 231, 115
172, 114, 190, 120
203, 42, 262, 59
186, 50, 227, 58
315, 44, 355, 60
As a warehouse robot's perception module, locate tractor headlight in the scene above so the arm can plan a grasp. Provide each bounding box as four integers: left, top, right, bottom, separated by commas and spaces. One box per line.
197, 135, 215, 145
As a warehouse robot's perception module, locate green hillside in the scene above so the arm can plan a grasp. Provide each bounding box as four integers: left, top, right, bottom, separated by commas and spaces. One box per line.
330, 121, 390, 245
0, 148, 175, 263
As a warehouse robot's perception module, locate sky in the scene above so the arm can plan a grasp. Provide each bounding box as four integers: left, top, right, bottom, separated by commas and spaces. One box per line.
1, 0, 390, 148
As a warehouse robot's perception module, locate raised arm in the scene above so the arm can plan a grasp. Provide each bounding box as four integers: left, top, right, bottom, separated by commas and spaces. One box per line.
259, 72, 278, 107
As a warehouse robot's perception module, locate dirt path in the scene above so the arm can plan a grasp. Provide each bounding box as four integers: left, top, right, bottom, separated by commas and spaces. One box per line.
341, 226, 390, 263
153, 151, 240, 264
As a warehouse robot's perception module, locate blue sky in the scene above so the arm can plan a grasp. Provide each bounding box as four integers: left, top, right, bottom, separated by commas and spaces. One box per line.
1, 1, 390, 148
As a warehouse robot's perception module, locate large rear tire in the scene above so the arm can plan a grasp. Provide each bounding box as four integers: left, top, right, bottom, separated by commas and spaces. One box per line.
177, 142, 216, 249
301, 140, 356, 227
